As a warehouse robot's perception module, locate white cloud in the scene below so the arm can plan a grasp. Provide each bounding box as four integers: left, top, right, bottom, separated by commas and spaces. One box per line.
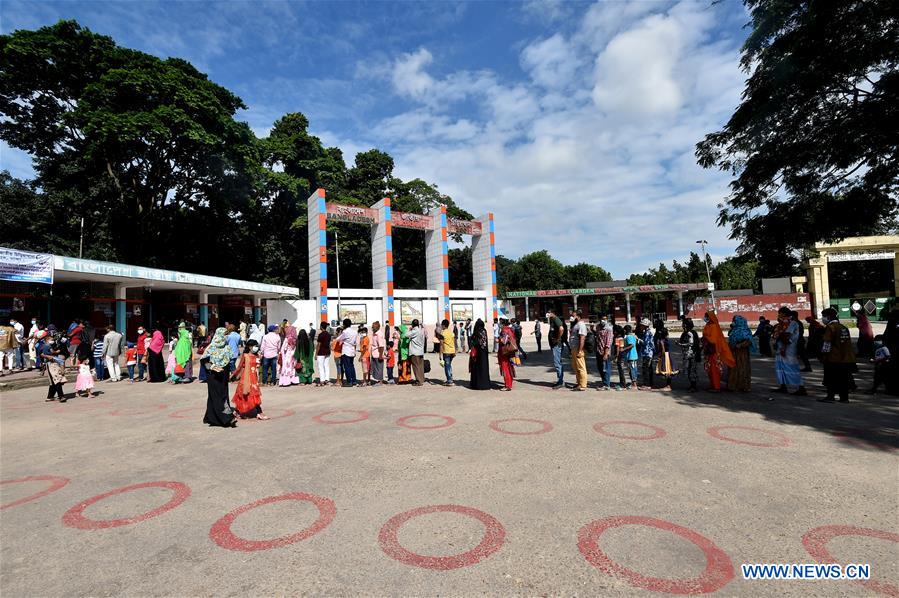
371, 0, 745, 277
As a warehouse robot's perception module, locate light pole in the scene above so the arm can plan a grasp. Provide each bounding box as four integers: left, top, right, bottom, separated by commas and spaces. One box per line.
79, 217, 84, 258
696, 240, 715, 308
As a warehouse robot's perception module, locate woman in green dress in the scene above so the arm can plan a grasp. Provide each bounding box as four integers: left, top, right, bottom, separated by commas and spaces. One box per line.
171, 322, 194, 382
295, 328, 315, 384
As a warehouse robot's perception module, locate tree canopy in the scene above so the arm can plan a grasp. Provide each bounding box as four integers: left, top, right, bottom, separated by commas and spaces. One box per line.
0, 20, 473, 291
696, 0, 899, 276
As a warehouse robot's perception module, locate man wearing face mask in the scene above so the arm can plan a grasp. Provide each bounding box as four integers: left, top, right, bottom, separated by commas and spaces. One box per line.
27, 317, 40, 370
10, 318, 25, 370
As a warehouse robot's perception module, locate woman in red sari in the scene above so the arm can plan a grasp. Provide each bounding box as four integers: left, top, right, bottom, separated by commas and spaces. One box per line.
497, 319, 517, 391
230, 339, 269, 420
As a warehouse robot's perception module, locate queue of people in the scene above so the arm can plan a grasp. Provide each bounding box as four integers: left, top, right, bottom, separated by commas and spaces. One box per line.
6, 303, 894, 417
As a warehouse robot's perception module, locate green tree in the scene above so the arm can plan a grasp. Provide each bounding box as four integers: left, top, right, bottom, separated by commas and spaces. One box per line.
712, 256, 760, 291
448, 247, 473, 290
563, 262, 612, 288
696, 0, 899, 276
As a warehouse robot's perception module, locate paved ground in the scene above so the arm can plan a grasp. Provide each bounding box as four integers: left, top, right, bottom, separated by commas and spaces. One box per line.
1, 339, 897, 597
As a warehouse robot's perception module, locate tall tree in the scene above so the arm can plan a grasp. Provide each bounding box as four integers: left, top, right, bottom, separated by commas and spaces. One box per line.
696, 1, 899, 275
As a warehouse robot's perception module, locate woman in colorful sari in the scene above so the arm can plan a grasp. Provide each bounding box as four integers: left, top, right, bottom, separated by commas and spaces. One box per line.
497, 319, 517, 391
278, 326, 300, 386
170, 323, 193, 383
230, 339, 269, 420
772, 306, 807, 395
294, 328, 315, 385
201, 328, 237, 427
701, 311, 735, 392
727, 315, 754, 392
654, 327, 678, 390
397, 324, 413, 383
147, 329, 167, 383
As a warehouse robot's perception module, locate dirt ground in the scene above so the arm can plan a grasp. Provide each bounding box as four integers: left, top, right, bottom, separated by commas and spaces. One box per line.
1, 339, 896, 597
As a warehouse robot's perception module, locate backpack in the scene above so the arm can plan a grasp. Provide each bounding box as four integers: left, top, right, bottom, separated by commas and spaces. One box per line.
584, 330, 596, 354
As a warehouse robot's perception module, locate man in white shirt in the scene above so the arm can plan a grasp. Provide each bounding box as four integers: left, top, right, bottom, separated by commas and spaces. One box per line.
10, 318, 25, 369
404, 319, 427, 386
27, 317, 40, 370
335, 318, 359, 386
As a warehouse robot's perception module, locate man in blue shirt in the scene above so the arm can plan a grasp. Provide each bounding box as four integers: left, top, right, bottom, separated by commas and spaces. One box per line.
226, 322, 241, 372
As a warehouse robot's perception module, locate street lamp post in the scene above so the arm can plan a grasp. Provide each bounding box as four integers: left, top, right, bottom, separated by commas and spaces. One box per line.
696, 240, 716, 308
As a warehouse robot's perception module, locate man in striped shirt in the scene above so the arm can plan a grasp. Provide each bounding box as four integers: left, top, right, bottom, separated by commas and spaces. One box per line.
92, 331, 106, 381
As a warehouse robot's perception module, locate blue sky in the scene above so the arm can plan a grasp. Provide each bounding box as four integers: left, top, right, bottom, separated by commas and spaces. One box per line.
1, 0, 750, 279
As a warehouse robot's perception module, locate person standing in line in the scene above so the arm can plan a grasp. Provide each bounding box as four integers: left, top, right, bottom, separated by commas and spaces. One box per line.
638, 320, 655, 390
438, 318, 455, 386
654, 327, 678, 390
369, 321, 385, 384
547, 309, 565, 389
678, 319, 701, 393
819, 307, 856, 403
532, 318, 543, 353
10, 318, 25, 370
101, 325, 125, 382
335, 318, 359, 387
223, 323, 239, 372
279, 326, 300, 386
27, 317, 40, 370
622, 325, 639, 389
359, 326, 372, 385
248, 322, 264, 346
67, 319, 84, 366
259, 325, 280, 386
512, 319, 525, 360
230, 339, 269, 420
568, 311, 588, 391
453, 321, 460, 353
771, 306, 807, 395
754, 316, 773, 357
385, 340, 397, 384
870, 335, 890, 394
173, 323, 194, 382
238, 320, 248, 343
404, 319, 427, 386
201, 327, 237, 428
700, 312, 734, 392
308, 322, 316, 344
497, 318, 518, 391
314, 322, 332, 386
332, 327, 344, 386
124, 342, 138, 384
727, 315, 753, 392
469, 318, 491, 390
42, 332, 69, 402
135, 325, 148, 381
854, 308, 875, 359
92, 329, 107, 381
147, 328, 166, 382
791, 311, 812, 372
491, 318, 499, 353
294, 328, 315, 385
0, 321, 17, 376
612, 325, 627, 389
596, 318, 613, 390
459, 320, 468, 354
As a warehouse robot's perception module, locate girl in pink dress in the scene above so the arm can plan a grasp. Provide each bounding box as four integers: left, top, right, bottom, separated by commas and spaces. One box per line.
74, 358, 95, 397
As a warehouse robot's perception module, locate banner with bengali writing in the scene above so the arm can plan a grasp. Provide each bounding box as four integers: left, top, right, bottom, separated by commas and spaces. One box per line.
0, 247, 54, 285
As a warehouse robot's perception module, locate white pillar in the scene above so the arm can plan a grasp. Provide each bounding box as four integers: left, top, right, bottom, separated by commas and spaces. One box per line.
678, 291, 684, 317
625, 293, 631, 323
524, 297, 529, 321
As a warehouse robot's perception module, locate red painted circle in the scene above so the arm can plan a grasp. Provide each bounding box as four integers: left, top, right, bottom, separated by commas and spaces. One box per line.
803, 525, 899, 597
108, 404, 169, 417
62, 481, 191, 529
396, 414, 456, 430
168, 406, 205, 419
489, 418, 553, 436
578, 515, 734, 594
210, 492, 336, 552
1, 475, 70, 510
312, 409, 370, 425
706, 425, 791, 448
378, 504, 505, 570
593, 420, 667, 441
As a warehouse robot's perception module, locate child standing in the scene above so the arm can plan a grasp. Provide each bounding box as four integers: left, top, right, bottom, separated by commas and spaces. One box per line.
623, 325, 639, 389
386, 340, 396, 384
74, 357, 95, 398
92, 335, 106, 381
359, 326, 371, 385
125, 342, 137, 383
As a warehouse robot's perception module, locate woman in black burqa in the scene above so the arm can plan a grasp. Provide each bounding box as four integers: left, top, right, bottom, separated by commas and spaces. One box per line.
469, 318, 492, 390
